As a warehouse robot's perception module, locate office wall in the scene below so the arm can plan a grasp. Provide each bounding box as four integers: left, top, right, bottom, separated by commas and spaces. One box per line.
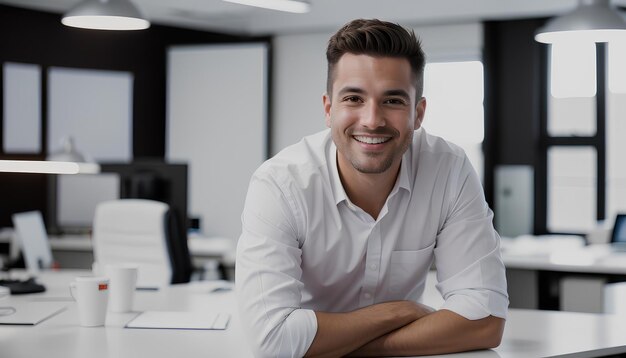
271, 33, 329, 154
0, 4, 259, 227
167, 44, 268, 240
271, 23, 483, 155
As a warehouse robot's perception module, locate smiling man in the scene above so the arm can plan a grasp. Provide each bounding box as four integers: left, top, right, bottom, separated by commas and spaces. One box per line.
236, 19, 508, 358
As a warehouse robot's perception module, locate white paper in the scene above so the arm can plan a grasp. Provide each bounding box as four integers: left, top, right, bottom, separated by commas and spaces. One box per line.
0, 302, 66, 325
125, 311, 230, 330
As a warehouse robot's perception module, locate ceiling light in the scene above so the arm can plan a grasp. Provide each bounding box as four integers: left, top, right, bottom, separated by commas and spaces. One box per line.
223, 0, 310, 14
535, 0, 626, 43
62, 0, 150, 31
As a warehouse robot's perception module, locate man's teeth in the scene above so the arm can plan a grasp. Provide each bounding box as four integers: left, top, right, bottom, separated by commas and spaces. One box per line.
354, 136, 391, 144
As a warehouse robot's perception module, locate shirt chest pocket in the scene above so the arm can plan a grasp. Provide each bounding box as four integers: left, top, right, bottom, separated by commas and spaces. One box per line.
388, 242, 435, 297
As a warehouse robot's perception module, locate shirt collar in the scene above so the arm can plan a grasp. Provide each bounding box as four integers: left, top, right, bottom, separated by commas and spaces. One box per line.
327, 138, 413, 207
328, 140, 348, 205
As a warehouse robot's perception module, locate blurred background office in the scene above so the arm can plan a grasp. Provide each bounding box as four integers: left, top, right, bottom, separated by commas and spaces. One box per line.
2, 0, 626, 312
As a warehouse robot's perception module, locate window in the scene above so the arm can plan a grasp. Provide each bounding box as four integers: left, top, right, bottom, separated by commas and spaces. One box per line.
547, 146, 596, 232
544, 43, 602, 233
544, 41, 626, 233
422, 61, 485, 180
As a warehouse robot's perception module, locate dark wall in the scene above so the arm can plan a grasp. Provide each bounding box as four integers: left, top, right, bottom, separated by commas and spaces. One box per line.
0, 4, 262, 227
483, 18, 547, 233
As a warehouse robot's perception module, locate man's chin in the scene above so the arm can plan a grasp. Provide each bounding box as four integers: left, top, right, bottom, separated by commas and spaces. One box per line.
351, 160, 394, 174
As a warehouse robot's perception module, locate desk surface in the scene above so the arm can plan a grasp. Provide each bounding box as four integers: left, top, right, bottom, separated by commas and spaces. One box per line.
502, 237, 626, 275
2, 270, 626, 358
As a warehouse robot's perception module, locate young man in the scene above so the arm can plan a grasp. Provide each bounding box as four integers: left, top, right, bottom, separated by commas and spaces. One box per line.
236, 19, 508, 358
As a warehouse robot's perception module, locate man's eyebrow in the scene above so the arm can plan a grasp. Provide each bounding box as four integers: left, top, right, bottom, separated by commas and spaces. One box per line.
337, 87, 366, 96
384, 89, 411, 99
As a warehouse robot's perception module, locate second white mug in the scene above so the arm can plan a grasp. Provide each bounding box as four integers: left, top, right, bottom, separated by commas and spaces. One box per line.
105, 263, 139, 313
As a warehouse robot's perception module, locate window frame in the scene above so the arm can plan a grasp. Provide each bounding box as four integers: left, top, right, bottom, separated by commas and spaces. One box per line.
538, 43, 607, 235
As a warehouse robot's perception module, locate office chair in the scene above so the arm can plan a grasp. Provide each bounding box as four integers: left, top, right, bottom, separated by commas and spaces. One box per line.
92, 199, 192, 287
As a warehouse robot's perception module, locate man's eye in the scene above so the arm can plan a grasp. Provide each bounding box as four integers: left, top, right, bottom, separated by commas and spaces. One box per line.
343, 96, 362, 103
385, 98, 406, 105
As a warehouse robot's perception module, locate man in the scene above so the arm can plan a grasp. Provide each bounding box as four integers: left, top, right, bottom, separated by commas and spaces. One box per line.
236, 19, 508, 358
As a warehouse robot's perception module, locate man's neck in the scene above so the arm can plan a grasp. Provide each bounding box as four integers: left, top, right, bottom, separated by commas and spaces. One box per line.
337, 156, 400, 220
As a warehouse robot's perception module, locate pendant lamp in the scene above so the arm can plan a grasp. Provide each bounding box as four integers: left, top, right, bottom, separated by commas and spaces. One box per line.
536, 0, 626, 43
62, 0, 150, 31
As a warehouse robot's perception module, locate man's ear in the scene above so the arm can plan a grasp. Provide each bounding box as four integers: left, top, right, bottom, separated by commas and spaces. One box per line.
323, 93, 332, 128
414, 97, 427, 129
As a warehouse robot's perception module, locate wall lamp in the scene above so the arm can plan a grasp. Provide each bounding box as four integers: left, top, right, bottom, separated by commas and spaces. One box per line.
535, 0, 626, 43
0, 160, 100, 175
0, 137, 100, 175
222, 0, 310, 14
62, 0, 150, 31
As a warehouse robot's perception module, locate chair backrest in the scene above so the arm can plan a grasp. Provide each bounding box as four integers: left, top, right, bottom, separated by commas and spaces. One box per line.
611, 214, 626, 244
93, 199, 191, 287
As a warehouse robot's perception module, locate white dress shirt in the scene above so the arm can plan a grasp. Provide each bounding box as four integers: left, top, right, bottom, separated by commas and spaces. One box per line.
236, 128, 509, 358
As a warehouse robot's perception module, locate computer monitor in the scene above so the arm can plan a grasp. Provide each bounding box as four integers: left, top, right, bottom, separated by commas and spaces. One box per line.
99, 161, 189, 240
611, 214, 626, 244
47, 161, 188, 239
52, 174, 120, 234
12, 211, 53, 274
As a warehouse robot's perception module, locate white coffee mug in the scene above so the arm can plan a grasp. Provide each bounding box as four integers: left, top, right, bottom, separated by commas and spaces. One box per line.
105, 263, 138, 313
70, 276, 109, 327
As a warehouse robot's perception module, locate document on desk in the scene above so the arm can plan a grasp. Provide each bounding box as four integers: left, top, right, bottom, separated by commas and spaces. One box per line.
0, 302, 66, 325
125, 311, 230, 330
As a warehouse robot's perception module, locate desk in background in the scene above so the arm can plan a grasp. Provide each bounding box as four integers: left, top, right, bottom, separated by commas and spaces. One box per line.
2, 270, 626, 358
502, 236, 626, 312
0, 232, 236, 278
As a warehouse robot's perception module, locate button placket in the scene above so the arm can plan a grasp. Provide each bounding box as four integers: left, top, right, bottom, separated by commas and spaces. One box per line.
360, 223, 382, 307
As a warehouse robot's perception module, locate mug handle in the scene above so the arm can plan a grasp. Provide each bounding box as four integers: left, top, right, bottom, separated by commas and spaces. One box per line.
69, 282, 77, 301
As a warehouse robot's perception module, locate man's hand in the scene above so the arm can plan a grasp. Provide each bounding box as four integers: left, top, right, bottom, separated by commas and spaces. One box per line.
304, 301, 435, 358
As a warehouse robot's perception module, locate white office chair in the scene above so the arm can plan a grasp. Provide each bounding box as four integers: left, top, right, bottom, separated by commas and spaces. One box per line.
92, 199, 191, 288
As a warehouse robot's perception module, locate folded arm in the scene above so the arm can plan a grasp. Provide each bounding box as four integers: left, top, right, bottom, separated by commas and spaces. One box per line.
348, 310, 505, 357
304, 301, 435, 358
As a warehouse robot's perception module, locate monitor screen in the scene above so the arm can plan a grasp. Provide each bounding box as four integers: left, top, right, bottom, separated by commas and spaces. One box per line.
54, 173, 120, 234
100, 161, 188, 241
612, 214, 626, 244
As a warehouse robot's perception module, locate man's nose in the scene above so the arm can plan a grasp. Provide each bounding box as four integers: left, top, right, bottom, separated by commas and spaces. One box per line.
360, 102, 385, 128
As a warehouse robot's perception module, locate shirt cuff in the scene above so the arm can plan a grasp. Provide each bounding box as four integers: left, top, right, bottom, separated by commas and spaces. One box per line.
286, 308, 318, 357
440, 290, 509, 320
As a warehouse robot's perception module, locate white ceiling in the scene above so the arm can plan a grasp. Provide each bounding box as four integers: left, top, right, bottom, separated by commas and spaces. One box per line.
2, 0, 626, 36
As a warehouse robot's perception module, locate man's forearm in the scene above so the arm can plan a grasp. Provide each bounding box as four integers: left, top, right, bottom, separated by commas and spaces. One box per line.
348, 310, 505, 357
304, 301, 434, 358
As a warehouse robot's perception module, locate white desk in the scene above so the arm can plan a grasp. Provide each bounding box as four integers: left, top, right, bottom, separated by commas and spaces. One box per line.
2, 270, 626, 358
0, 270, 252, 358
502, 236, 626, 275
501, 237, 626, 311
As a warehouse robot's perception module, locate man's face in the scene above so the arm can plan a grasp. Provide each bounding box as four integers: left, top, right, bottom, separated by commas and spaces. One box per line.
324, 53, 425, 176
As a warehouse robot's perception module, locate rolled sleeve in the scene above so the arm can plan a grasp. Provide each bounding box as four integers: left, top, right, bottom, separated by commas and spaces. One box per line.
436, 244, 509, 320
434, 156, 509, 320
236, 172, 318, 358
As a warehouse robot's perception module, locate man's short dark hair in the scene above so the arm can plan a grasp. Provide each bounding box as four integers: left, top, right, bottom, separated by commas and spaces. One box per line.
326, 18, 426, 99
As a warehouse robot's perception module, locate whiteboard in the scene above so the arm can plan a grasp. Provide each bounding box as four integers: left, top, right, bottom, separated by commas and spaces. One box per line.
167, 43, 268, 240
3, 62, 41, 153
48, 67, 132, 161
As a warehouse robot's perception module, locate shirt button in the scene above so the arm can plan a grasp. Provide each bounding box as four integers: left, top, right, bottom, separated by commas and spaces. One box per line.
369, 264, 378, 270
363, 292, 372, 299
